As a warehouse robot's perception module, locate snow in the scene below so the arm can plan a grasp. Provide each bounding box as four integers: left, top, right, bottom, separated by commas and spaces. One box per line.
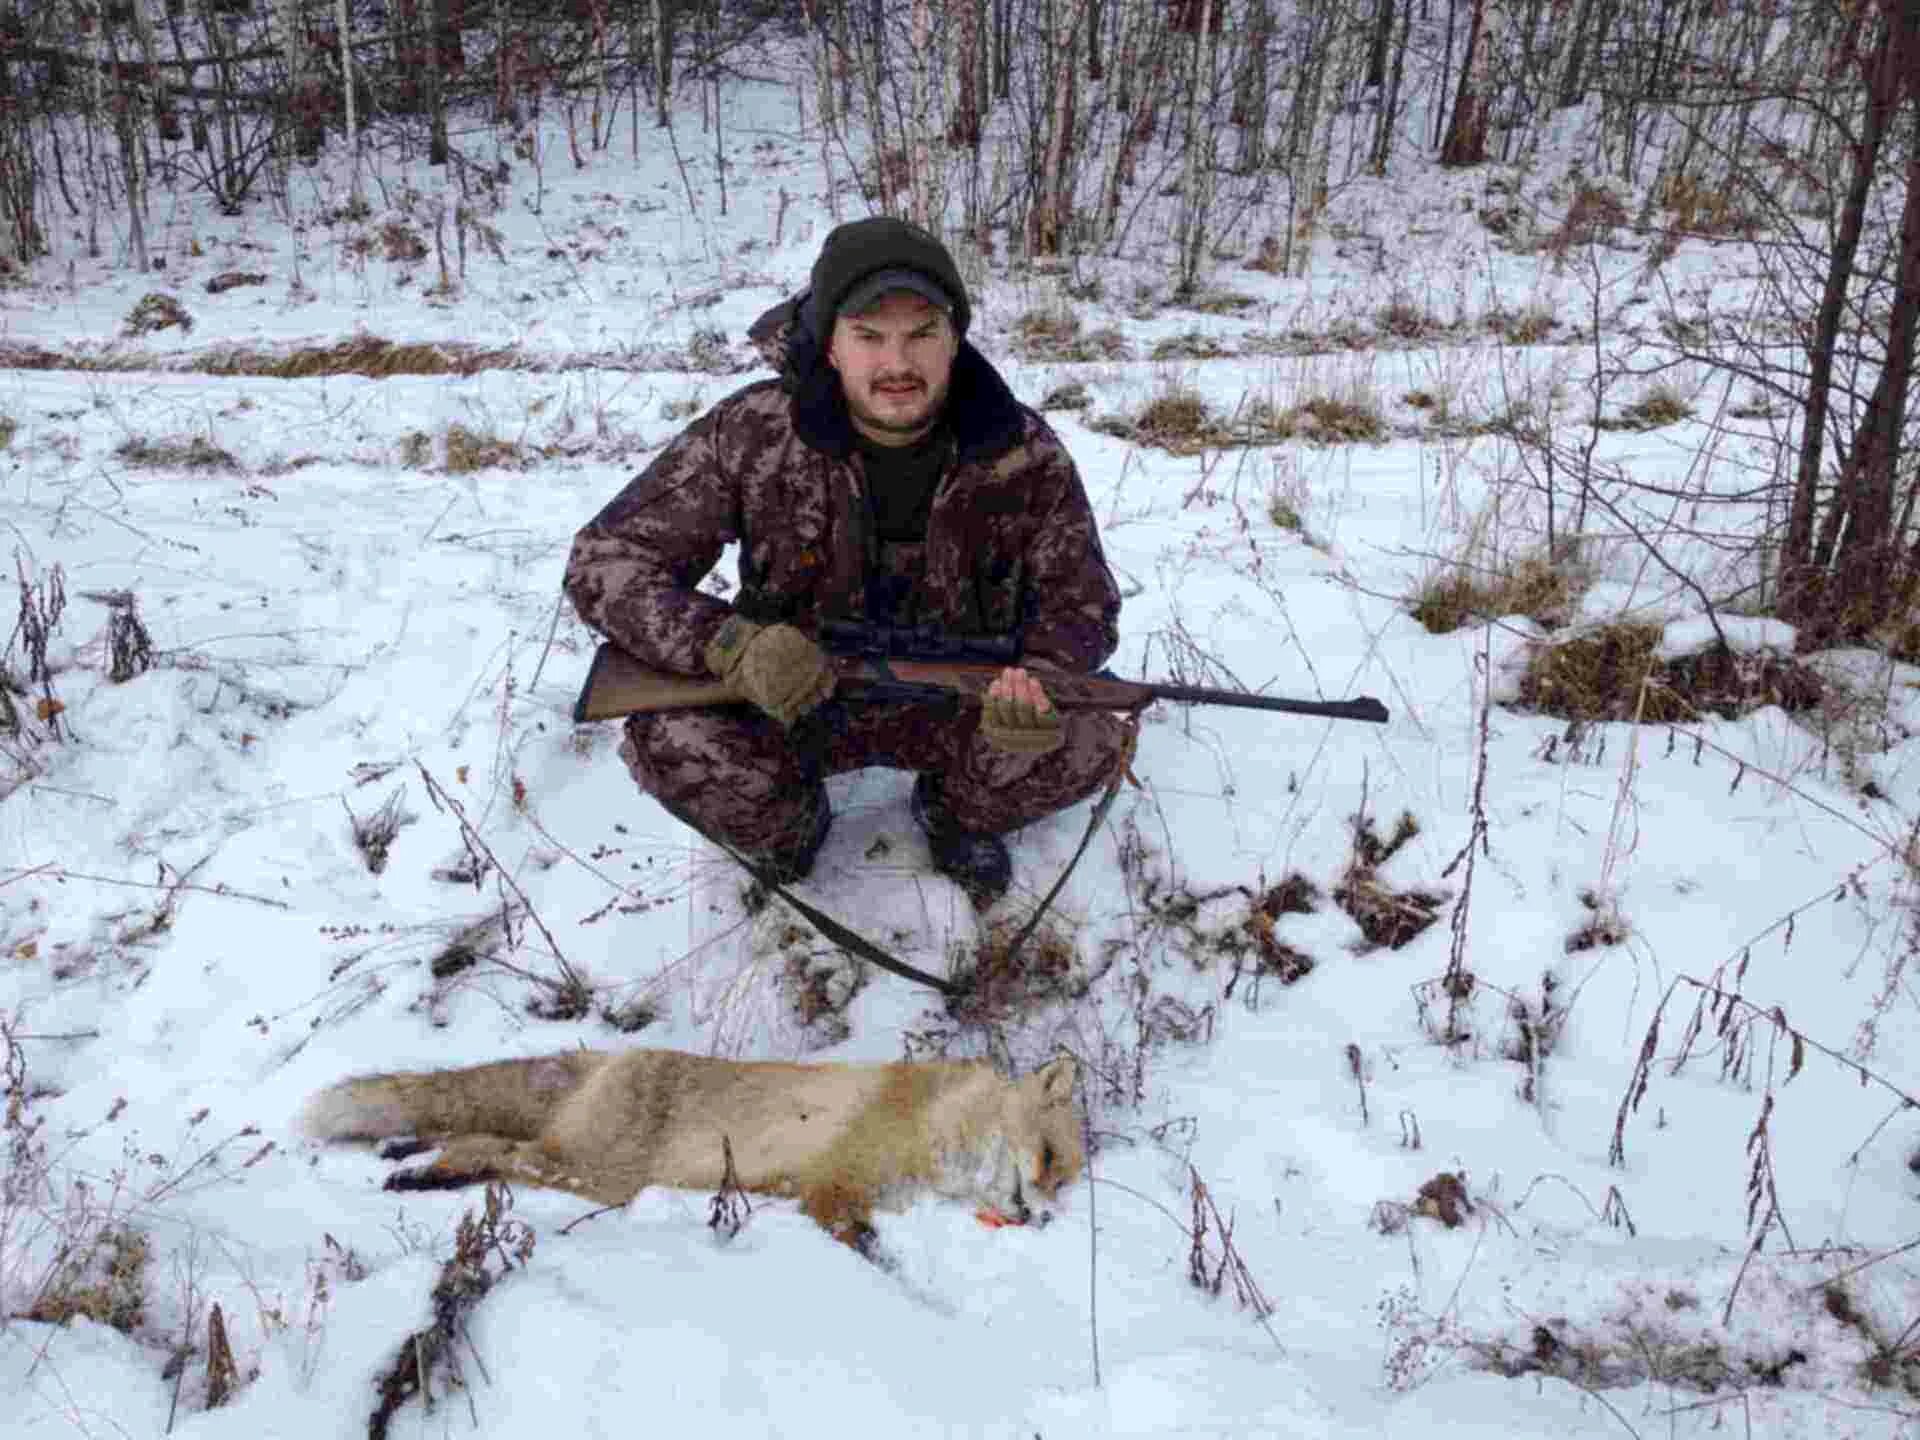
6, 35, 1920, 1440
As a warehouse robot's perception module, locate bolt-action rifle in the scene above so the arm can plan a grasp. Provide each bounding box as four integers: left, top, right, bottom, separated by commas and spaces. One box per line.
571, 619, 1389, 726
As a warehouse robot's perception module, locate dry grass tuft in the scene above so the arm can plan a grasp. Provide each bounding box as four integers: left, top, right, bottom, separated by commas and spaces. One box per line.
1178, 289, 1260, 315
124, 292, 192, 336
204, 270, 267, 295
1545, 182, 1630, 256
114, 434, 240, 471
199, 336, 524, 379
1244, 235, 1286, 274
1601, 383, 1694, 431
1375, 299, 1448, 342
1515, 626, 1826, 722
1038, 380, 1092, 411
1654, 171, 1756, 239
25, 1225, 150, 1332
442, 423, 529, 473
1334, 810, 1443, 952
1410, 554, 1579, 634
1483, 304, 1559, 344
0, 413, 14, 450
1565, 888, 1630, 952
1012, 307, 1132, 362
1291, 392, 1387, 444
1150, 330, 1235, 361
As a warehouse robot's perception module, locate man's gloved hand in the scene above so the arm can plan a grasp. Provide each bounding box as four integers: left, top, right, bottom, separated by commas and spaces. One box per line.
704, 616, 836, 727
979, 667, 1065, 756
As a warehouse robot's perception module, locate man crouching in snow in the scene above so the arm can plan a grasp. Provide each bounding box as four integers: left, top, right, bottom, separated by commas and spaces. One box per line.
562, 217, 1126, 907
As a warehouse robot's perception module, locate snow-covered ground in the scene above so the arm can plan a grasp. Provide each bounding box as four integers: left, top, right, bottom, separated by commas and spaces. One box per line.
6, 42, 1920, 1440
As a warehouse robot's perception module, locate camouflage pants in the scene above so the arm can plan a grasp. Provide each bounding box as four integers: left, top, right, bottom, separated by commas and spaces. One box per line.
620, 698, 1129, 856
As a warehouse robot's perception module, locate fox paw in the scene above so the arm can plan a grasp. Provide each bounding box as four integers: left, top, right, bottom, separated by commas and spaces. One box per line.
376, 1137, 435, 1163
384, 1165, 486, 1193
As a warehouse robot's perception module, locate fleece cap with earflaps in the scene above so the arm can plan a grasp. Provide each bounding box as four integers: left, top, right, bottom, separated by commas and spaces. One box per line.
809, 217, 972, 337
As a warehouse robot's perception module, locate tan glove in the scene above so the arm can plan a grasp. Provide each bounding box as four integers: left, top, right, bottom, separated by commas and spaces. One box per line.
704, 617, 836, 727
979, 682, 1065, 756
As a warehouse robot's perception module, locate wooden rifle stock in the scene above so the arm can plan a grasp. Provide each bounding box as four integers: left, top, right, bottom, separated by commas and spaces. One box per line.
571, 642, 1389, 726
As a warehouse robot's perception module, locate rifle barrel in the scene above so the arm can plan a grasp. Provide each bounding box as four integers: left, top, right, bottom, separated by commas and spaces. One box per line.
1139, 682, 1390, 724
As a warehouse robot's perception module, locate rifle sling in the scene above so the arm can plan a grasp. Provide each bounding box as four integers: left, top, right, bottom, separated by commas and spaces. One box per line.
715, 841, 960, 998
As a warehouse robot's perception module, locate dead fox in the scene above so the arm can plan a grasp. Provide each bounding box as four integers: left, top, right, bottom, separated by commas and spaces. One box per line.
300, 1048, 1081, 1244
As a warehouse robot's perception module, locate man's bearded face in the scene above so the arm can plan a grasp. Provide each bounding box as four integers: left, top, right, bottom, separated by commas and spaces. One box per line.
826, 291, 960, 446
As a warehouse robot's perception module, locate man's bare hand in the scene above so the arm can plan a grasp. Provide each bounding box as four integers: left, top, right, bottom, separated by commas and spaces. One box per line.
979, 667, 1065, 756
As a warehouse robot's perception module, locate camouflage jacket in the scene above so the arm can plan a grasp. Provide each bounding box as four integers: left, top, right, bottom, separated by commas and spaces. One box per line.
564, 296, 1122, 678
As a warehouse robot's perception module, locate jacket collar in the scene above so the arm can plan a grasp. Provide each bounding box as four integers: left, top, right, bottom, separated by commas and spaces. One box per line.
787, 325, 1027, 466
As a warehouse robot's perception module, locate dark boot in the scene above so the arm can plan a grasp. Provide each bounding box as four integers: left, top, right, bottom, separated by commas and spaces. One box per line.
752, 789, 832, 883
911, 775, 1011, 908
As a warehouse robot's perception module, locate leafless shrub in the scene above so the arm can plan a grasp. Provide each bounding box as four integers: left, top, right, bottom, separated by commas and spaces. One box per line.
368, 1184, 533, 1440
345, 787, 416, 875
397, 431, 434, 468
80, 589, 154, 683
124, 293, 192, 336
1545, 182, 1629, 257
10, 557, 66, 741
379, 220, 428, 262
0, 413, 15, 449
947, 915, 1087, 1027
1185, 1167, 1278, 1342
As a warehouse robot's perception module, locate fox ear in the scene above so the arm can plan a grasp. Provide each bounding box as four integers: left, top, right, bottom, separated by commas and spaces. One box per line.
1034, 1055, 1077, 1104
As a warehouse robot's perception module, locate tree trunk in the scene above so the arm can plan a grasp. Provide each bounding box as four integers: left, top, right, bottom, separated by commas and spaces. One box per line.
948, 0, 983, 148
1781, 7, 1902, 617
1028, 0, 1089, 257
1173, 0, 1218, 289
1440, 0, 1491, 166
654, 0, 673, 125
1371, 0, 1410, 173
1366, 0, 1394, 88
424, 0, 447, 164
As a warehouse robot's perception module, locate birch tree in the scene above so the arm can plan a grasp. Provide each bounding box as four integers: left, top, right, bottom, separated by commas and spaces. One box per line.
1027, 0, 1090, 257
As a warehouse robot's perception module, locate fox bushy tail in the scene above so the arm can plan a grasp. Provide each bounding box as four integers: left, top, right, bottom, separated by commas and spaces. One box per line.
299, 1052, 603, 1141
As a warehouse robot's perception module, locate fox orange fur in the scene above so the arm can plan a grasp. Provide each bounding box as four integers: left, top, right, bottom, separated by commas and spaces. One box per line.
300, 1048, 1082, 1245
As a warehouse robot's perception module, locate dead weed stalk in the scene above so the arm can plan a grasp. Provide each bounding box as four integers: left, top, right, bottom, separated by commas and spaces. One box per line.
368, 1183, 534, 1440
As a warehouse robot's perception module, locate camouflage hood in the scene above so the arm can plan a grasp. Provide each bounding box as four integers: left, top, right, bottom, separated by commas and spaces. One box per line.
565, 296, 1122, 678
